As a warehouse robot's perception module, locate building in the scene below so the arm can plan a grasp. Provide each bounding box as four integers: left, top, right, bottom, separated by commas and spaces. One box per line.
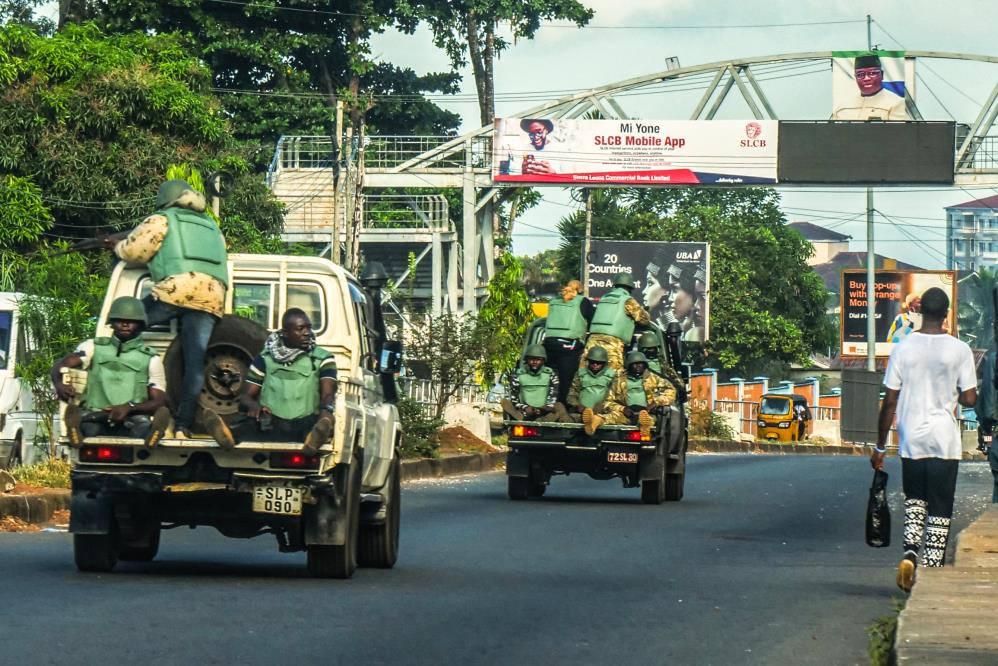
812, 252, 925, 299
946, 194, 998, 271
788, 221, 852, 266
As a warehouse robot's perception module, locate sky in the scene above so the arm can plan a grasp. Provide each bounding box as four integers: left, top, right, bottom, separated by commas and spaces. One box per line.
368, 0, 998, 268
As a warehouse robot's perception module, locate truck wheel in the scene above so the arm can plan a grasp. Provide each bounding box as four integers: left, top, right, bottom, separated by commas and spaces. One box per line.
74, 533, 118, 572
527, 481, 546, 498
358, 454, 401, 568
117, 525, 161, 562
665, 474, 685, 502
307, 450, 362, 579
508, 476, 529, 501
164, 315, 268, 423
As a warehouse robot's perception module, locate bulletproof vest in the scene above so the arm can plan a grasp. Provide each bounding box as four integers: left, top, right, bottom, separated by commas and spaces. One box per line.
148, 207, 229, 288
645, 358, 662, 375
579, 366, 616, 409
545, 295, 587, 341
589, 287, 634, 341
259, 347, 332, 420
516, 366, 553, 408
626, 373, 648, 407
82, 336, 156, 410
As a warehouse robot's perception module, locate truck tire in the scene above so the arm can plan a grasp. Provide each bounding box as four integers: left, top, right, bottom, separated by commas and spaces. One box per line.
527, 480, 546, 498
117, 525, 161, 562
74, 533, 118, 572
307, 450, 361, 579
358, 454, 401, 569
164, 315, 268, 423
508, 476, 529, 500
665, 474, 684, 501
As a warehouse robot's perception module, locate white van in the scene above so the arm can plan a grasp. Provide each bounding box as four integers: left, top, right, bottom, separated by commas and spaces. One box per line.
0, 292, 46, 468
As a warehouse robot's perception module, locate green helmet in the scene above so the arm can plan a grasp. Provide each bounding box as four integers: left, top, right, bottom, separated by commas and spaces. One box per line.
524, 344, 547, 360
614, 272, 636, 289
108, 296, 147, 325
155, 179, 196, 209
638, 332, 658, 350
626, 351, 648, 367
586, 346, 609, 363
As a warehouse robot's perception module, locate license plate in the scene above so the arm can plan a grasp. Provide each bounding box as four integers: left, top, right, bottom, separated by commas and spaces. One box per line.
252, 485, 302, 515
606, 449, 638, 464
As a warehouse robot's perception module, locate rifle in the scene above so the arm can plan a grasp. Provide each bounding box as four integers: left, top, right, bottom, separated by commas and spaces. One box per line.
26, 232, 129, 260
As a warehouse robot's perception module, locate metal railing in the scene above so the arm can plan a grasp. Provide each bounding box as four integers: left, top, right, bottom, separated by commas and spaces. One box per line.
960, 136, 998, 172
364, 135, 492, 171
363, 194, 450, 231
399, 378, 489, 407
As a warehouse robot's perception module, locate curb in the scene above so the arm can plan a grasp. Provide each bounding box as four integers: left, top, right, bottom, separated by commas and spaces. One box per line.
689, 439, 867, 455
401, 451, 506, 481
0, 489, 70, 525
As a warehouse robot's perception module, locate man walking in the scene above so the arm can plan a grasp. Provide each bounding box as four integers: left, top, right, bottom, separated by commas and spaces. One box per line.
871, 287, 977, 592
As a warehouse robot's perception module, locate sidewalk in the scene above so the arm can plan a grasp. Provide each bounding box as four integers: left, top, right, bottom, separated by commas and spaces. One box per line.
895, 506, 998, 663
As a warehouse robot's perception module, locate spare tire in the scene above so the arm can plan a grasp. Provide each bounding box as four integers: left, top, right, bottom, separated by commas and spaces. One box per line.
163, 315, 268, 430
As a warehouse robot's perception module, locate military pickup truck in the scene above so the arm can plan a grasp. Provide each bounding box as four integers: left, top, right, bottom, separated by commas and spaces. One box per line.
505, 321, 688, 504
68, 255, 402, 578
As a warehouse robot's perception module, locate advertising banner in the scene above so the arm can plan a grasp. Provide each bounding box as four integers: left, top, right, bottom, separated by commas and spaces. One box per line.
840, 270, 957, 357
831, 50, 912, 121
589, 240, 710, 342
493, 118, 778, 186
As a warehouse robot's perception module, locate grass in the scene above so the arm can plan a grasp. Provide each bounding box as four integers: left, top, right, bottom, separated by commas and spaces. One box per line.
11, 458, 71, 489
867, 599, 905, 666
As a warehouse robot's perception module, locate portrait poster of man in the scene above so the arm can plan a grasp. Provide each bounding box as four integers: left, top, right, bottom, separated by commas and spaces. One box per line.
831, 50, 912, 121
494, 117, 567, 177
588, 240, 710, 342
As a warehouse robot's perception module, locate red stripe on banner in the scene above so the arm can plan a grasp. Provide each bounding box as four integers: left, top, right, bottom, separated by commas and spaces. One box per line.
494, 169, 702, 185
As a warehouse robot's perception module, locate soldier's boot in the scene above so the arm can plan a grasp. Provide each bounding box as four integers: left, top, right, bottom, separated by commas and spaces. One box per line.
304, 416, 334, 456
202, 409, 236, 450
64, 404, 84, 449
583, 408, 604, 436
144, 406, 172, 448
638, 410, 653, 439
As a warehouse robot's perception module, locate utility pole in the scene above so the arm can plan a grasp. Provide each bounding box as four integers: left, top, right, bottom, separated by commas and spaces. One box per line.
865, 15, 877, 372
331, 100, 344, 265
583, 190, 593, 297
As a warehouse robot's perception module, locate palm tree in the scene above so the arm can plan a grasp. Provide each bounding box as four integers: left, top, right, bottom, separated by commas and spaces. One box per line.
957, 267, 998, 351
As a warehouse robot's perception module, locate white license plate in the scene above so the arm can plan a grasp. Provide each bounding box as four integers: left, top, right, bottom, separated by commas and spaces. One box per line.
252, 485, 302, 515
606, 449, 639, 464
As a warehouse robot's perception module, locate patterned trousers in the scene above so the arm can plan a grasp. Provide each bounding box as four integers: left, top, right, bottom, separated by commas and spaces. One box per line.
581, 334, 625, 372
901, 457, 960, 567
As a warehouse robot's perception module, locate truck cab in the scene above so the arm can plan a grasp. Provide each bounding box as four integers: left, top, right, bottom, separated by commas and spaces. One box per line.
69, 255, 402, 578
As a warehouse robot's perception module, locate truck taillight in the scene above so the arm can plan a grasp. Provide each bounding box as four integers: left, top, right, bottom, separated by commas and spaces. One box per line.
624, 430, 650, 442
511, 425, 540, 438
79, 445, 134, 464
270, 452, 320, 470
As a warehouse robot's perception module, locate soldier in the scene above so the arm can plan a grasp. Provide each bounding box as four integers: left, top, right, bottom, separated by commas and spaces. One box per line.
543, 279, 594, 403
105, 179, 228, 437
638, 331, 686, 400
202, 309, 336, 454
567, 346, 620, 435
582, 271, 650, 371
501, 344, 568, 422
51, 297, 171, 448
609, 351, 678, 439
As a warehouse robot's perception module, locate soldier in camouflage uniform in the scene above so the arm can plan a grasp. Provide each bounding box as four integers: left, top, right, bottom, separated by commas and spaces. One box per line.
567, 346, 620, 435
582, 272, 650, 372
638, 331, 686, 402
501, 344, 568, 422
608, 351, 677, 438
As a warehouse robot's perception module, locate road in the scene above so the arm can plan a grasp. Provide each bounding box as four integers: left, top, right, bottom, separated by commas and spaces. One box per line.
1, 455, 994, 665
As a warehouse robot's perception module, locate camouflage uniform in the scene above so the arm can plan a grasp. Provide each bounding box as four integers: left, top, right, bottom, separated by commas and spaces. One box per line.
566, 367, 620, 421
607, 369, 677, 425
580, 297, 650, 372
647, 358, 686, 399
502, 365, 568, 422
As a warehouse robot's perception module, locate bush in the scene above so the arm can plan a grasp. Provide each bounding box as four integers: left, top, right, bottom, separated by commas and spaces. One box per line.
11, 458, 71, 489
689, 406, 737, 440
397, 397, 444, 459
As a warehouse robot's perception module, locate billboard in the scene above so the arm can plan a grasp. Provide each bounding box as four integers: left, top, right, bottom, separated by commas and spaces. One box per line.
778, 121, 955, 184
840, 270, 957, 357
493, 118, 778, 186
831, 51, 912, 121
589, 240, 710, 342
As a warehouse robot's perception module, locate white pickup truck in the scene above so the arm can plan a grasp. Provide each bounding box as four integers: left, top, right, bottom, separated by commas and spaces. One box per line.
69, 255, 403, 578
0, 292, 47, 468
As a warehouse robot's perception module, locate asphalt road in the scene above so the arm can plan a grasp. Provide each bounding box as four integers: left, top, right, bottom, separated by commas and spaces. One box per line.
2, 455, 994, 666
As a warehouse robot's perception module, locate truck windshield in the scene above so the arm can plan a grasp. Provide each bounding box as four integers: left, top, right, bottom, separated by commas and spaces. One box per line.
760, 397, 790, 415
0, 311, 11, 370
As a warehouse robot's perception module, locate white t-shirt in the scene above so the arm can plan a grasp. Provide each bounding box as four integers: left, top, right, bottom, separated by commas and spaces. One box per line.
883, 332, 977, 459
74, 339, 166, 392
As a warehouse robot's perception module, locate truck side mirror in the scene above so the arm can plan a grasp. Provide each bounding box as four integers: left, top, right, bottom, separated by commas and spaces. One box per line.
380, 339, 403, 373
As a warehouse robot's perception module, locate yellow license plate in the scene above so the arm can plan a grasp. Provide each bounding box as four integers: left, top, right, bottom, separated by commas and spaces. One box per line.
252, 485, 302, 515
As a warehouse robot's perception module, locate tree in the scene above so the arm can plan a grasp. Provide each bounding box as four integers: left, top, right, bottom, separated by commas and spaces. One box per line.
398, 1, 594, 126
956, 269, 997, 429
477, 252, 532, 382
556, 188, 835, 372
0, 0, 55, 33
519, 248, 561, 296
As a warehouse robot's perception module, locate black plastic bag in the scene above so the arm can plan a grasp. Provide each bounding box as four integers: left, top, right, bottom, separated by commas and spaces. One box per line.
865, 469, 891, 548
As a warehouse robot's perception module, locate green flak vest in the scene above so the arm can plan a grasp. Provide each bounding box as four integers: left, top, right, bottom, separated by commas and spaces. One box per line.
148, 207, 229, 288
82, 336, 156, 410
545, 295, 588, 341
516, 366, 554, 408
626, 374, 648, 407
579, 367, 616, 409
589, 287, 634, 342
259, 347, 332, 420
646, 358, 662, 375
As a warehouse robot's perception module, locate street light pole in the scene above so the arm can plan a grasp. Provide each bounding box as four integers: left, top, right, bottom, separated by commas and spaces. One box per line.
866, 188, 876, 371
583, 190, 593, 297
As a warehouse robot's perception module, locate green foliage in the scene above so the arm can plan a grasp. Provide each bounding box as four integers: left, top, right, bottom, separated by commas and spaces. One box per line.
958, 267, 996, 351
0, 1, 56, 35
557, 188, 834, 372
11, 457, 71, 488
689, 407, 736, 440
396, 396, 445, 459
519, 249, 561, 297
0, 174, 51, 245
867, 601, 904, 666
478, 253, 532, 383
